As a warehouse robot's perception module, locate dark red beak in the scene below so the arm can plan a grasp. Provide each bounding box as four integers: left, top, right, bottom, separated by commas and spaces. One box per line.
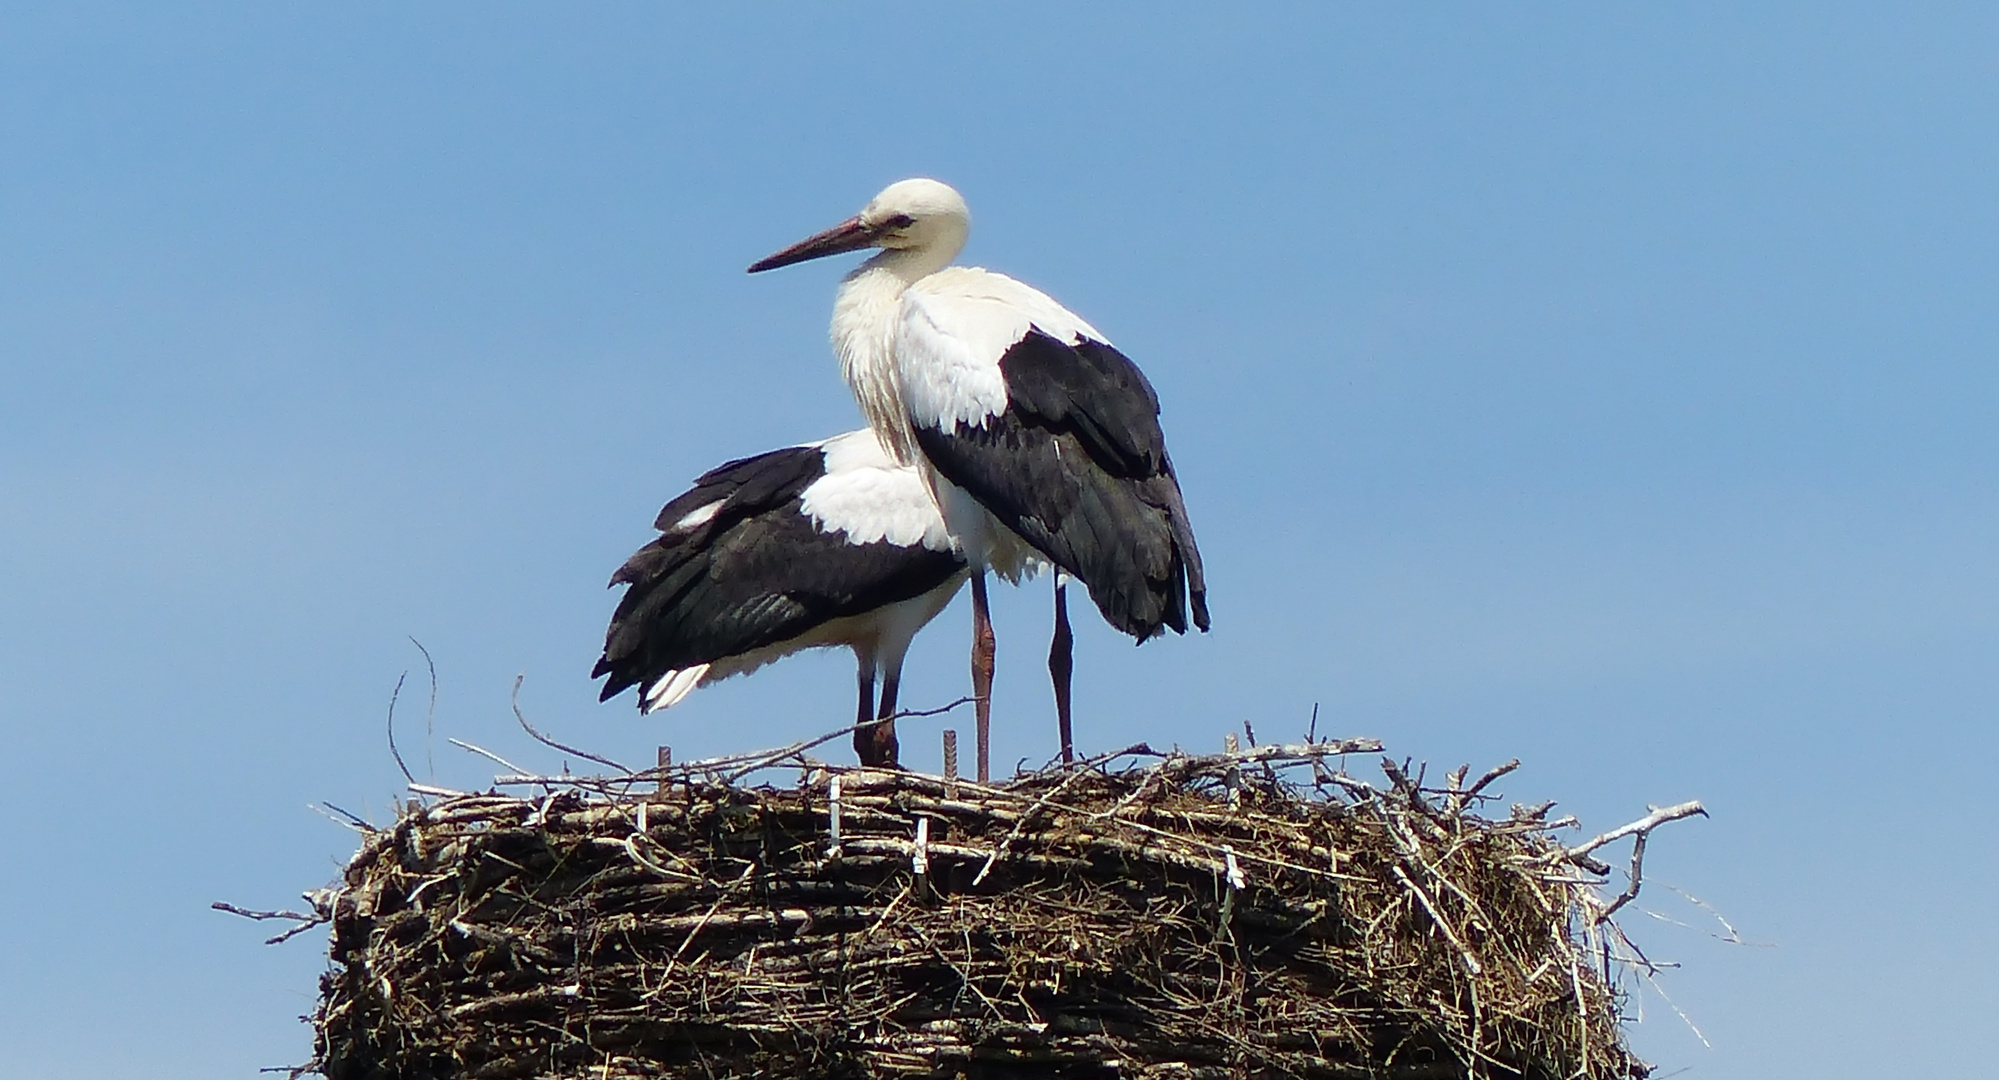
747, 216, 877, 273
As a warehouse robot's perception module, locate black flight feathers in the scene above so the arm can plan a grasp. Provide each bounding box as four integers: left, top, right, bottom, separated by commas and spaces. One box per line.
593, 444, 964, 705
914, 330, 1210, 640
639, 445, 824, 543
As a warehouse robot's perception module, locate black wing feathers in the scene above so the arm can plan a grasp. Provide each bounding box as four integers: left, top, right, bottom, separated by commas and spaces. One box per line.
914, 330, 1209, 639
645, 444, 823, 540
998, 336, 1164, 477
593, 445, 964, 704
607, 444, 823, 594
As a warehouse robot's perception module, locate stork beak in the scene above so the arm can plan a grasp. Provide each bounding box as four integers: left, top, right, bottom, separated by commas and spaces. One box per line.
747, 216, 878, 273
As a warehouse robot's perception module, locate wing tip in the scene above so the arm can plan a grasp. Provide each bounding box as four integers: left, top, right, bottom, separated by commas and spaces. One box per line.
640, 664, 711, 713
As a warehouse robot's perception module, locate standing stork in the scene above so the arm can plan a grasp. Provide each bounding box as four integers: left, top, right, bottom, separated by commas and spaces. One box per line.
749, 179, 1209, 780
593, 428, 967, 768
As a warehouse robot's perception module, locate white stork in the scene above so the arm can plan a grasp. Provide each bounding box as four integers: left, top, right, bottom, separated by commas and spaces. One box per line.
748, 179, 1209, 780
593, 428, 967, 768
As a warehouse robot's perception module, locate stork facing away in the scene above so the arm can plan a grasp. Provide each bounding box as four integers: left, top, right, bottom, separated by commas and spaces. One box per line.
749, 179, 1209, 780
593, 428, 967, 768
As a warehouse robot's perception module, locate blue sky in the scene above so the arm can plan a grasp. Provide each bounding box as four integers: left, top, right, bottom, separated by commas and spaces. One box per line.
2, 4, 1994, 1076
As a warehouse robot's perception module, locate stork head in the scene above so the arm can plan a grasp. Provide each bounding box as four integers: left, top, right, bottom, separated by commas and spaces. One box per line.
748, 178, 969, 274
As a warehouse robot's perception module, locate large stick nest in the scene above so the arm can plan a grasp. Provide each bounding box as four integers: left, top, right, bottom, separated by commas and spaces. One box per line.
305, 739, 1671, 1079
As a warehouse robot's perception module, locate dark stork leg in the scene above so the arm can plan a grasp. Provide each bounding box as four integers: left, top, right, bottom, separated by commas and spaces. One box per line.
852, 657, 882, 767
871, 666, 903, 769
1049, 576, 1074, 765
970, 571, 994, 783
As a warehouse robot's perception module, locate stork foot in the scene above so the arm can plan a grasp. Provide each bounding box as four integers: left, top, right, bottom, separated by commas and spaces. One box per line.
857, 720, 902, 770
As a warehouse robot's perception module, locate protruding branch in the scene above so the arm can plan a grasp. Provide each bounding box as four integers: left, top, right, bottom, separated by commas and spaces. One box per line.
1567, 800, 1707, 859
212, 901, 330, 945
511, 674, 631, 775
385, 670, 415, 787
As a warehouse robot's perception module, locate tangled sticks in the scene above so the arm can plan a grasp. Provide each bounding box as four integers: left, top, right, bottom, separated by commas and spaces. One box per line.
296, 739, 1699, 1079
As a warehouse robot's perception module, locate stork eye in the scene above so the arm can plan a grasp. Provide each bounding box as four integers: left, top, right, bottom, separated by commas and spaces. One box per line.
884, 213, 916, 230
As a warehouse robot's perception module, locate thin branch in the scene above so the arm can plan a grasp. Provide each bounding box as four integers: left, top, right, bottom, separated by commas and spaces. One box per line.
385, 670, 415, 787
716, 697, 975, 784
213, 901, 318, 922
1567, 800, 1707, 859
262, 921, 327, 946
409, 636, 438, 778
450, 738, 531, 777
1455, 759, 1520, 811
511, 674, 631, 775
1655, 884, 1772, 947
1597, 831, 1649, 922
211, 902, 330, 945
315, 802, 374, 832
887, 696, 980, 720
1639, 964, 1711, 1048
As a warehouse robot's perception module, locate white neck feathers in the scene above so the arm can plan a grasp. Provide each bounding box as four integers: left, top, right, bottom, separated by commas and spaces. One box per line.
830, 245, 952, 465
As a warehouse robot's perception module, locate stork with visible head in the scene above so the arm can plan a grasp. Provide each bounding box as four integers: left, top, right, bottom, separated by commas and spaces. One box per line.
749, 179, 1209, 780
593, 428, 967, 768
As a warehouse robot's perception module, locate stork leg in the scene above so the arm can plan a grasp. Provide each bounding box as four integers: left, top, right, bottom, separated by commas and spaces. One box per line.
971, 571, 994, 783
871, 666, 903, 769
1050, 576, 1074, 765
852, 656, 883, 768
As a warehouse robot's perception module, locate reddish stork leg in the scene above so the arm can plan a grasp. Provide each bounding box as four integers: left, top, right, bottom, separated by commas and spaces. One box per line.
971, 571, 994, 783
871, 668, 903, 768
1049, 577, 1074, 764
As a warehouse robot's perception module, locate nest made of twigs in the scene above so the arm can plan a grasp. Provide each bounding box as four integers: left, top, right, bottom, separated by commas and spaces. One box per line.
305, 740, 1663, 1079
